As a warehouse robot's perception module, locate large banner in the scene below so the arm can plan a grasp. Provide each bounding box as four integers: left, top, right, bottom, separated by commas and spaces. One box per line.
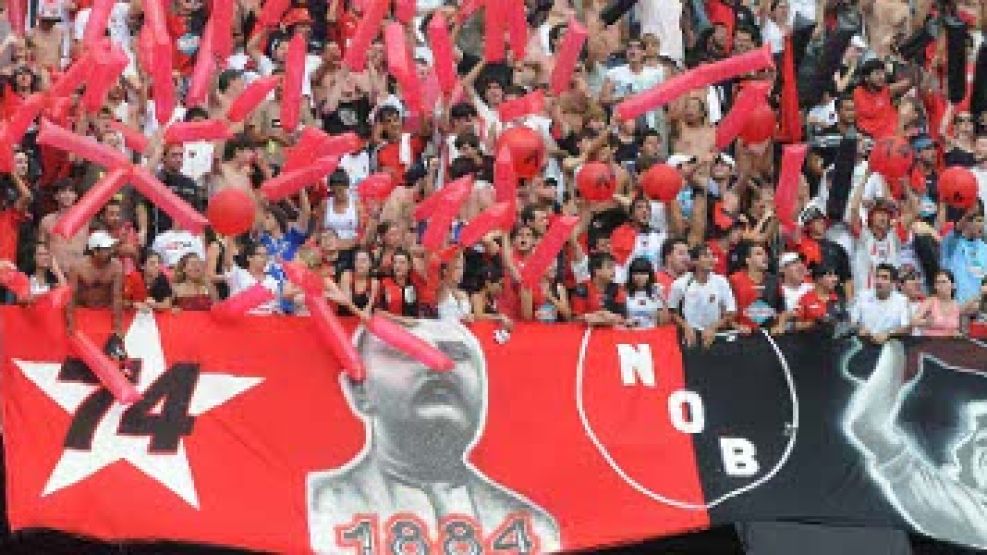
1, 308, 986, 553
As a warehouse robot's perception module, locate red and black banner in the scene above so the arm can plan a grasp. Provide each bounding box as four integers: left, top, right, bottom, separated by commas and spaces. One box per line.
1, 307, 986, 553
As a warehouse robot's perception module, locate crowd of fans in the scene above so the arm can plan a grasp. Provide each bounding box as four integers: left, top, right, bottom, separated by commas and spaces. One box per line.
0, 0, 986, 347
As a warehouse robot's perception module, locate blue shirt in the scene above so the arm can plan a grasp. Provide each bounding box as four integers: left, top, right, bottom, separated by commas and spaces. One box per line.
941, 232, 987, 303
259, 227, 308, 313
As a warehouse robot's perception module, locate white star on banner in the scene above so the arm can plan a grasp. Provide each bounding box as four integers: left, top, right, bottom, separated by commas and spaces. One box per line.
13, 312, 263, 508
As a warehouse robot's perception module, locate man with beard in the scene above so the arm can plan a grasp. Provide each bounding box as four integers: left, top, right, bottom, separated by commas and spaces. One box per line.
306, 319, 560, 554
848, 339, 987, 547
852, 59, 912, 140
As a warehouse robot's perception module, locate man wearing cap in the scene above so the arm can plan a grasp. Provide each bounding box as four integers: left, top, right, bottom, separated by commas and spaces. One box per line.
852, 58, 911, 139
795, 206, 852, 296
848, 183, 903, 299
66, 231, 124, 337
29, 0, 65, 70
779, 251, 813, 312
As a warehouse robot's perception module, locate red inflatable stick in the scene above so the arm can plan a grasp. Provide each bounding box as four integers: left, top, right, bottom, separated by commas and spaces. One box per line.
260, 156, 339, 201
150, 44, 176, 124
305, 295, 366, 381
83, 0, 114, 46
394, 0, 416, 23
53, 167, 130, 239
6, 93, 45, 144
493, 147, 518, 226
282, 129, 361, 173
256, 0, 291, 28
38, 120, 130, 169
775, 143, 807, 234
413, 175, 473, 221
0, 126, 12, 173
108, 121, 149, 154
281, 34, 306, 132
506, 0, 527, 60
458, 202, 511, 247
0, 266, 30, 299
520, 215, 578, 288
210, 0, 235, 60
130, 167, 209, 233
342, 0, 388, 71
456, 0, 484, 23
186, 18, 215, 108
367, 315, 454, 371
281, 261, 324, 296
714, 80, 771, 150
427, 13, 458, 96
357, 173, 397, 201
498, 89, 545, 122
83, 41, 129, 113
50, 51, 95, 97
616, 45, 774, 121
484, 0, 506, 62
421, 177, 472, 250
164, 119, 232, 144
7, 0, 24, 37
549, 18, 587, 95
211, 283, 275, 321
384, 22, 412, 81
69, 331, 142, 404
226, 75, 280, 123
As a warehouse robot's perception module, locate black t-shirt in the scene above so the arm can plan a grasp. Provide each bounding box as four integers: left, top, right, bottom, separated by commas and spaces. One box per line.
588, 206, 628, 248
151, 170, 203, 236
944, 148, 976, 168
148, 274, 174, 303
322, 95, 371, 135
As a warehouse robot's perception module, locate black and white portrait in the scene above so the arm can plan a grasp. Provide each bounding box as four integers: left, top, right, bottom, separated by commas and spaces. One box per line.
306, 318, 560, 554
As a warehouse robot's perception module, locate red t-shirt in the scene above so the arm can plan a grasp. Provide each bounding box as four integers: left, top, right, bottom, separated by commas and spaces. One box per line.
708, 240, 728, 276
853, 86, 897, 139
376, 135, 426, 181
0, 208, 27, 262
571, 281, 626, 316
123, 271, 149, 303
729, 271, 780, 328
795, 289, 837, 323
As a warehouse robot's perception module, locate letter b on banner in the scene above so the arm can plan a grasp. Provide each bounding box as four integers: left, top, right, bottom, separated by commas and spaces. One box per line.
720, 437, 760, 477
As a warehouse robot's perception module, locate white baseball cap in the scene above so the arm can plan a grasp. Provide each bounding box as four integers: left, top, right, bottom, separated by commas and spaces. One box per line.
87, 230, 117, 250
666, 153, 697, 168
779, 252, 801, 267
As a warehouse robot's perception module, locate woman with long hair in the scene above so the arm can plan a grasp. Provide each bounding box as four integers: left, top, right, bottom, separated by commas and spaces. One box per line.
24, 242, 67, 299
623, 257, 670, 329
520, 261, 571, 323
172, 252, 218, 311
435, 251, 473, 323
912, 270, 980, 337
338, 248, 379, 318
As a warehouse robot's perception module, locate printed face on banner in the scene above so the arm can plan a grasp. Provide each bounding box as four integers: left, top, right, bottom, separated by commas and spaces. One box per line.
306, 319, 561, 554
843, 338, 987, 549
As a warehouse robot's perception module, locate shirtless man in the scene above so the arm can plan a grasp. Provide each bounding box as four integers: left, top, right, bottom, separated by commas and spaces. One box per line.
66, 231, 123, 336
29, 2, 66, 70
213, 134, 257, 195
39, 180, 88, 272
672, 96, 716, 158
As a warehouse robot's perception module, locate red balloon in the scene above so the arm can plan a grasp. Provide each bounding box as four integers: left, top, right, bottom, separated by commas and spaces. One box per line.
497, 127, 545, 179
641, 164, 683, 202
939, 166, 978, 209
207, 188, 256, 236
576, 162, 617, 202
869, 137, 913, 180
739, 104, 776, 144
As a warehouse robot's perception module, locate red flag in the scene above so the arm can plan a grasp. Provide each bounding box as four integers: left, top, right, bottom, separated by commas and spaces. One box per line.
777, 35, 802, 143
775, 144, 807, 234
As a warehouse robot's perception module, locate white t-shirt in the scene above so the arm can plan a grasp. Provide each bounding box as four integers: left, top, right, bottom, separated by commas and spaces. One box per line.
151, 230, 205, 268
626, 286, 668, 329
605, 64, 664, 100
762, 19, 785, 54
182, 140, 214, 182
225, 266, 280, 314
850, 290, 910, 334
852, 226, 901, 295
667, 272, 737, 331
614, 229, 665, 284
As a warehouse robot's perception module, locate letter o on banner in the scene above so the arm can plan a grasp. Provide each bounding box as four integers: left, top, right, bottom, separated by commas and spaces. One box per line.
667, 389, 705, 434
